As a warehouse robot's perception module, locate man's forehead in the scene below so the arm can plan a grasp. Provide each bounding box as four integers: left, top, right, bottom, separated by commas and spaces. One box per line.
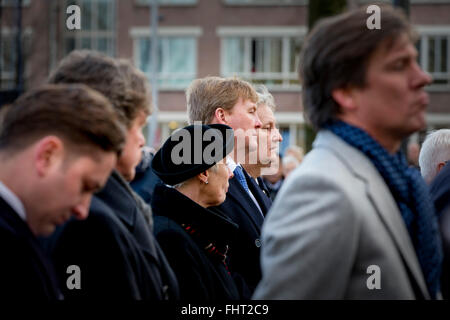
373, 33, 416, 60
257, 104, 275, 121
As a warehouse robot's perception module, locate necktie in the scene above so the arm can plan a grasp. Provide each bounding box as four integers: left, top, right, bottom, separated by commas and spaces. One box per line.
233, 166, 249, 193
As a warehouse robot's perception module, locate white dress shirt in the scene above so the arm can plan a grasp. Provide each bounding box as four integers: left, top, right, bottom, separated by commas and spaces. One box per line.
226, 157, 263, 216
0, 180, 26, 221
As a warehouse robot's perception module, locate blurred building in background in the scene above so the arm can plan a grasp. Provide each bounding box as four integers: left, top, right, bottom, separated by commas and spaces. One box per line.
1, 0, 449, 151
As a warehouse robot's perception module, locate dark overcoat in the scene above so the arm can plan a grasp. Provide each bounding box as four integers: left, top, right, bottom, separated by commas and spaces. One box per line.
44, 171, 179, 300
210, 167, 272, 297
152, 183, 241, 301
0, 197, 62, 299
430, 162, 450, 298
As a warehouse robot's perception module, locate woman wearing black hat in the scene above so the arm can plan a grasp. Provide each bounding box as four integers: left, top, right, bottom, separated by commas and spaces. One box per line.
151, 124, 242, 300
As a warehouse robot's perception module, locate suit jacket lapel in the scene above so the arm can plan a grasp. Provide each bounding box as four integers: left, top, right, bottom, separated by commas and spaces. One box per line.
96, 172, 159, 259
315, 130, 430, 299
257, 177, 271, 199
227, 176, 264, 230
242, 170, 271, 216
364, 173, 430, 299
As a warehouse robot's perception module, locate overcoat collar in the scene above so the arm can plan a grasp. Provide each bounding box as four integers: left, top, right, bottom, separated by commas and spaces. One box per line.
95, 170, 138, 229
226, 175, 264, 230
152, 184, 238, 247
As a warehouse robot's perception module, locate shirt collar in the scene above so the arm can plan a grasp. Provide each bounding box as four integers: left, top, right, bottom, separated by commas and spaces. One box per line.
0, 180, 27, 221
226, 156, 239, 172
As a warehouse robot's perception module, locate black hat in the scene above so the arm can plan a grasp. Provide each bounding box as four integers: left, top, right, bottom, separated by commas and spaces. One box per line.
151, 124, 234, 186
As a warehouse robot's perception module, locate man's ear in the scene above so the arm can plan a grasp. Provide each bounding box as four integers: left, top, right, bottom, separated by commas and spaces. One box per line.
331, 87, 358, 113
214, 108, 228, 125
34, 136, 64, 177
437, 162, 447, 174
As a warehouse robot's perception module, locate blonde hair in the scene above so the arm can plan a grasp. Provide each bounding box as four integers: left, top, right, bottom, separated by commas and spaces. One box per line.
186, 76, 258, 124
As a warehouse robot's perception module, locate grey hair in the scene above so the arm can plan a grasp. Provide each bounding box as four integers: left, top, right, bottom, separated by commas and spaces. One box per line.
172, 181, 187, 189
419, 129, 450, 183
282, 155, 300, 167
254, 84, 276, 111
172, 164, 218, 189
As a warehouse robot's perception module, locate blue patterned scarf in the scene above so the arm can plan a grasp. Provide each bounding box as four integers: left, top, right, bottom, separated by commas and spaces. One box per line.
325, 120, 443, 299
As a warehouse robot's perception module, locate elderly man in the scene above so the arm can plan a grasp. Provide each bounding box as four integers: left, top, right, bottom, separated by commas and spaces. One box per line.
419, 129, 450, 184
0, 84, 125, 299
243, 85, 283, 206
186, 76, 264, 297
254, 5, 441, 299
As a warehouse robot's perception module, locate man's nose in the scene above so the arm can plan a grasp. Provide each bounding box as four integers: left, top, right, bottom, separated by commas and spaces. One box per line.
139, 131, 146, 148
254, 115, 262, 129
411, 62, 432, 88
228, 167, 234, 179
273, 128, 283, 142
72, 196, 91, 220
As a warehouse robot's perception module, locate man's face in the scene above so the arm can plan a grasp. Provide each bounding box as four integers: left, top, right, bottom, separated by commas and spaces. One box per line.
29, 150, 117, 236
116, 111, 147, 181
225, 97, 262, 162
256, 104, 283, 170
348, 33, 432, 149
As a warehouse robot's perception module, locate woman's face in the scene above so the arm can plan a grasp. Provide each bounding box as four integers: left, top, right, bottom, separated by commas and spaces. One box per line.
204, 160, 233, 207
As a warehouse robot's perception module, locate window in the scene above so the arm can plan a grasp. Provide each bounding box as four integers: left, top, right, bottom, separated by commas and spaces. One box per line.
0, 0, 31, 6
63, 0, 115, 56
131, 27, 200, 90
0, 29, 31, 89
219, 27, 305, 90
223, 0, 306, 5
417, 27, 450, 89
136, 0, 197, 5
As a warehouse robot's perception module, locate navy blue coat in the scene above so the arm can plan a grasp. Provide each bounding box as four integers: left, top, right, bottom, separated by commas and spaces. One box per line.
152, 184, 241, 301
0, 197, 62, 299
430, 162, 450, 298
44, 171, 179, 300
210, 167, 272, 297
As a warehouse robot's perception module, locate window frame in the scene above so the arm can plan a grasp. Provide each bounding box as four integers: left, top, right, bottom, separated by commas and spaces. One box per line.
0, 0, 31, 7
416, 25, 450, 91
222, 0, 307, 6
135, 0, 198, 6
0, 27, 32, 89
62, 0, 116, 57
130, 26, 202, 91
218, 26, 306, 91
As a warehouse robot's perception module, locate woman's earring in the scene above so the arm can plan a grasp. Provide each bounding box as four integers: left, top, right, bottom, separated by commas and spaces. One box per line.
205, 180, 209, 185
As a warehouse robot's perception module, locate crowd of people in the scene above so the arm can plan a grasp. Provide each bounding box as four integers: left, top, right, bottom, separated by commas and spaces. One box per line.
1, 4, 450, 300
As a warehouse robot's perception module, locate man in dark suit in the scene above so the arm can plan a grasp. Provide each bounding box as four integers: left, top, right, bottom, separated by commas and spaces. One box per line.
243, 84, 283, 203
186, 77, 268, 296
0, 84, 125, 299
45, 51, 179, 300
429, 162, 450, 298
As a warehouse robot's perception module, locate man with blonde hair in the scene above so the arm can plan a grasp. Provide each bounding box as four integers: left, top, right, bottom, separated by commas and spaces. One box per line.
187, 76, 265, 296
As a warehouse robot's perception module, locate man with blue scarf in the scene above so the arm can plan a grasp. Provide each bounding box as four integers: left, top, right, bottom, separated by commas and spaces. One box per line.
254, 5, 442, 300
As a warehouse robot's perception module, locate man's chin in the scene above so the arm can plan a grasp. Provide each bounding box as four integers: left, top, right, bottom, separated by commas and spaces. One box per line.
37, 224, 56, 237
261, 163, 280, 176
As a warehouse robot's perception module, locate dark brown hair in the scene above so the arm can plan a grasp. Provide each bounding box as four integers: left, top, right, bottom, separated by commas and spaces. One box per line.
48, 50, 151, 128
300, 4, 415, 129
0, 84, 126, 155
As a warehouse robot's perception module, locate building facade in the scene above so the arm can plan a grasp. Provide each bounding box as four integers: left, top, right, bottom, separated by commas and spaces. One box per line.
1, 0, 449, 151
